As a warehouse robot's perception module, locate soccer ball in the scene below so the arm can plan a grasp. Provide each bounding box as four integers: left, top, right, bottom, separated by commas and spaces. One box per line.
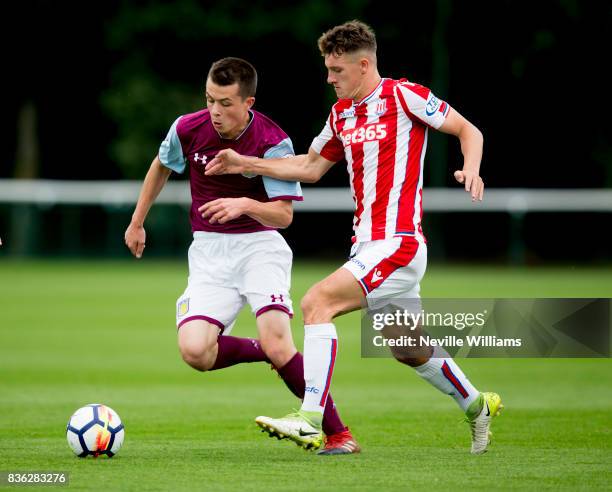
66, 404, 125, 457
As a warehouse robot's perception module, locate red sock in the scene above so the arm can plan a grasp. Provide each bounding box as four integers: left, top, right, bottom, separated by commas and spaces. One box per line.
277, 352, 347, 435
210, 336, 269, 370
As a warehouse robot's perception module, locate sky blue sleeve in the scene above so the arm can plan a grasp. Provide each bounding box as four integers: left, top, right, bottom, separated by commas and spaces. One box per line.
158, 117, 186, 173
262, 138, 303, 201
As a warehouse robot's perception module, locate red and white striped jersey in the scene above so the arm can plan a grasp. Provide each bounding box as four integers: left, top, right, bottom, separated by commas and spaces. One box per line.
311, 78, 450, 243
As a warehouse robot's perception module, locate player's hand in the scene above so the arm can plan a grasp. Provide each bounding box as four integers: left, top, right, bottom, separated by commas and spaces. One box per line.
454, 170, 484, 201
124, 223, 146, 258
199, 197, 252, 224
205, 149, 247, 176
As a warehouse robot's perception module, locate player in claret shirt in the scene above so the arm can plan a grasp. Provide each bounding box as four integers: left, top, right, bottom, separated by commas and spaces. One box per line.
205, 23, 502, 455
125, 57, 358, 454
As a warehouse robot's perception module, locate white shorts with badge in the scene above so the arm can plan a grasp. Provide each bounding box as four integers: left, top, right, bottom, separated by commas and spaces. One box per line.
342, 235, 427, 309
176, 230, 293, 334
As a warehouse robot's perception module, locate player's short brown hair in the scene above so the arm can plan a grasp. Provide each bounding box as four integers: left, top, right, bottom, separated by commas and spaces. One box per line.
208, 57, 257, 99
317, 20, 377, 57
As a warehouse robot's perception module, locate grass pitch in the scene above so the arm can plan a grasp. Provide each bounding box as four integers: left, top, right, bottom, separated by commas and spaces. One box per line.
0, 260, 610, 491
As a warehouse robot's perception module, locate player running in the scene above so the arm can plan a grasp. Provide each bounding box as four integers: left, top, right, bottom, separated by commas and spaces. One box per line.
124, 57, 359, 455
205, 23, 502, 455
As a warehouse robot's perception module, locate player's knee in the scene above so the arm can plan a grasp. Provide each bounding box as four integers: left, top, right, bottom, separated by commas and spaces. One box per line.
179, 338, 217, 372
301, 286, 336, 323
391, 350, 417, 367
390, 347, 431, 367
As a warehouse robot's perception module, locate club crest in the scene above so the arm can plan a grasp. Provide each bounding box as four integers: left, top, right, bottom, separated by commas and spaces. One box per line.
177, 298, 190, 317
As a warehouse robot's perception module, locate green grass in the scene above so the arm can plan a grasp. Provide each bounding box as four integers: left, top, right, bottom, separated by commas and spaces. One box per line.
1, 260, 611, 491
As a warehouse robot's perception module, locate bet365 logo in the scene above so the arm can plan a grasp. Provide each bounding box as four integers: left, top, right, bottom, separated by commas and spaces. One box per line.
341, 123, 387, 147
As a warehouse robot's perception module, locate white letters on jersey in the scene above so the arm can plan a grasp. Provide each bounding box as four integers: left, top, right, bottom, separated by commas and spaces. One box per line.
311, 78, 450, 243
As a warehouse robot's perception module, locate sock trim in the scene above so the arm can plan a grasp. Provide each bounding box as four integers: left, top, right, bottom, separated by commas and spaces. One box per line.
319, 338, 337, 406
304, 323, 337, 338
441, 361, 469, 398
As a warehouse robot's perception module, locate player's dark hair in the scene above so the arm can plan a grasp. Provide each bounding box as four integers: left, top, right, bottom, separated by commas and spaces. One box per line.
208, 57, 257, 99
318, 20, 377, 57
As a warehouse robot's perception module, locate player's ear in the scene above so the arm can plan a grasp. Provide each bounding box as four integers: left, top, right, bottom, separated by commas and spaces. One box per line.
245, 96, 255, 109
360, 57, 369, 74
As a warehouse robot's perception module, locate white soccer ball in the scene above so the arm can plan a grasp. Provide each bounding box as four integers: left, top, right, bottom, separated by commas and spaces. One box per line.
66, 404, 125, 458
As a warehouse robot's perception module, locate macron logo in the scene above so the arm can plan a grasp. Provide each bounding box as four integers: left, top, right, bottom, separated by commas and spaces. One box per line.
371, 269, 383, 284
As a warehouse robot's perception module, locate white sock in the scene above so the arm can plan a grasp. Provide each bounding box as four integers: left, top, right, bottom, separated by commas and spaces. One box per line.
301, 323, 338, 415
414, 346, 479, 412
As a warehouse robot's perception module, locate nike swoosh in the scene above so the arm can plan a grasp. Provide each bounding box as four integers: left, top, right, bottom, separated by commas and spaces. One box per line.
485, 402, 490, 417
298, 429, 319, 436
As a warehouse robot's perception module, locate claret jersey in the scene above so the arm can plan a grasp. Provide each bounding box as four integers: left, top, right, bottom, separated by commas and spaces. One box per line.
311, 78, 450, 243
159, 109, 302, 233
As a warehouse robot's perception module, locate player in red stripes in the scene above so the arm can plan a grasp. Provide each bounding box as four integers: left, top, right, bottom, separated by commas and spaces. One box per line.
205, 22, 502, 455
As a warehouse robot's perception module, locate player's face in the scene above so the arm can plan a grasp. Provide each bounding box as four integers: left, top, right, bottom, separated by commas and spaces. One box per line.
205, 79, 254, 139
324, 52, 366, 100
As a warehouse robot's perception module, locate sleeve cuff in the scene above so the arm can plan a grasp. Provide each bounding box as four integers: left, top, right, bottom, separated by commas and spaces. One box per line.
269, 195, 304, 202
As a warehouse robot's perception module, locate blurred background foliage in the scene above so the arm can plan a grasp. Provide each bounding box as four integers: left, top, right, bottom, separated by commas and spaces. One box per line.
101, 0, 366, 177
2, 0, 610, 185
1, 0, 610, 261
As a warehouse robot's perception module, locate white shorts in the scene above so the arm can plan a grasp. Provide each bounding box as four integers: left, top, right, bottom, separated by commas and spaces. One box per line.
176, 230, 293, 333
342, 236, 427, 309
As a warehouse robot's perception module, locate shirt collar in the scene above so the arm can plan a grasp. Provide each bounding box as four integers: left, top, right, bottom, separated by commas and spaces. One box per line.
216, 110, 254, 141
354, 78, 384, 106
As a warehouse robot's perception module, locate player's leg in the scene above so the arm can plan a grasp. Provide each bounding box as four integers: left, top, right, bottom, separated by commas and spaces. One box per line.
253, 267, 364, 449
367, 240, 502, 454
272, 350, 360, 455
176, 283, 269, 372
298, 267, 364, 420
387, 331, 503, 454
176, 233, 270, 372
264, 265, 364, 425
406, 335, 503, 454
381, 312, 489, 417
177, 319, 221, 371
255, 309, 296, 369
239, 231, 362, 451
300, 267, 365, 324
177, 314, 270, 372
255, 309, 358, 453
254, 265, 364, 422
359, 239, 479, 407
236, 229, 298, 375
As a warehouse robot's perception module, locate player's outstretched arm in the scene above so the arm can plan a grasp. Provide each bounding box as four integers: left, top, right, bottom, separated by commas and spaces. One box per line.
198, 198, 293, 229
125, 156, 172, 258
205, 148, 335, 184
438, 108, 485, 201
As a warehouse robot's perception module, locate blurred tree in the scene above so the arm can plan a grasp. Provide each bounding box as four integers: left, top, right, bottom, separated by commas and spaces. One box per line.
102, 0, 368, 178
429, 0, 451, 187
14, 101, 39, 179
10, 100, 41, 256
